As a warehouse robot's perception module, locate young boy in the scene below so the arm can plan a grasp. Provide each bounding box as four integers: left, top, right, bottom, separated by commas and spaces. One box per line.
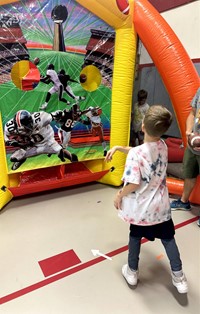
130, 89, 149, 146
105, 105, 188, 294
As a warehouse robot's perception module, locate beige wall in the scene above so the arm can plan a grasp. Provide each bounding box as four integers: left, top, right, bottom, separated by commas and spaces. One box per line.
140, 1, 200, 64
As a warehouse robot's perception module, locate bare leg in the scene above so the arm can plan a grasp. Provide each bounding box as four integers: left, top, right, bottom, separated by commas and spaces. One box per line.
181, 178, 196, 202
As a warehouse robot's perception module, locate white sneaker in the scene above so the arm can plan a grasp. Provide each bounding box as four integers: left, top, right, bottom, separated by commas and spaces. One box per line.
122, 264, 138, 286
172, 273, 188, 293
39, 103, 48, 110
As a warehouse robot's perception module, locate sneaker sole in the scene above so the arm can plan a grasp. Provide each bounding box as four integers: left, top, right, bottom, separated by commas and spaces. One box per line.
171, 207, 191, 211
172, 282, 188, 294
122, 274, 138, 286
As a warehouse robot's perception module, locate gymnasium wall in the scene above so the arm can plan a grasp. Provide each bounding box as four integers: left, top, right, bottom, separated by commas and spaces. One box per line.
140, 1, 200, 63
149, 0, 197, 12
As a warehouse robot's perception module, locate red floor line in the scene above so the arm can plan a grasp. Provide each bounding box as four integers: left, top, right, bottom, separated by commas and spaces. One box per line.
174, 216, 198, 229
0, 216, 198, 305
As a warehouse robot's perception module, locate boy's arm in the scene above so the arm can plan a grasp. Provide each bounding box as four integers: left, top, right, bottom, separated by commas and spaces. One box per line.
119, 183, 139, 197
105, 145, 132, 162
114, 183, 139, 210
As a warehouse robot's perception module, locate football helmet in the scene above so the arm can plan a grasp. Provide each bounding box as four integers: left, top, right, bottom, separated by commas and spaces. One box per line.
47, 63, 54, 70
72, 104, 81, 120
14, 110, 33, 134
91, 106, 102, 116
59, 69, 65, 75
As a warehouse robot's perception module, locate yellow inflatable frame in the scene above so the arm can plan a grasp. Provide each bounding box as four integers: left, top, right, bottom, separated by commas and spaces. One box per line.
0, 0, 200, 210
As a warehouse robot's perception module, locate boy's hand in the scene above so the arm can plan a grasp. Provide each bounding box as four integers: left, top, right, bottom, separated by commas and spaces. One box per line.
186, 131, 194, 147
186, 130, 193, 137
104, 147, 117, 162
114, 190, 122, 210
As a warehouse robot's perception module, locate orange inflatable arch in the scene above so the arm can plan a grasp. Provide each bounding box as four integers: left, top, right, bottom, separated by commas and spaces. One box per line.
133, 0, 200, 203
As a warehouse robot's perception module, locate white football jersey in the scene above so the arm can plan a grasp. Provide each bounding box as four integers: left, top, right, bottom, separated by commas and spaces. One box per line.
85, 111, 101, 124
47, 69, 61, 88
31, 111, 55, 146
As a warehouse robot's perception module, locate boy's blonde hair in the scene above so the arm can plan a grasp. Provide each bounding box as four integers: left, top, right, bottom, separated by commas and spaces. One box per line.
143, 105, 172, 137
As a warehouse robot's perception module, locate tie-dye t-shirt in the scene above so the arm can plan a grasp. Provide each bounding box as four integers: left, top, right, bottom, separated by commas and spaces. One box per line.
119, 140, 171, 226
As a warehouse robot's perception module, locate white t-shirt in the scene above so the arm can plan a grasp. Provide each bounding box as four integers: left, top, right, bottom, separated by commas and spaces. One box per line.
119, 140, 171, 226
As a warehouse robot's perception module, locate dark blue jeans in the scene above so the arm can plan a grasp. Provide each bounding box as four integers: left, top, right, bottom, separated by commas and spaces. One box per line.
128, 236, 182, 272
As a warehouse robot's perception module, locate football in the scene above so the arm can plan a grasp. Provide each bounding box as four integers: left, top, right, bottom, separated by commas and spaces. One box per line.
33, 57, 40, 66
188, 133, 200, 149
80, 73, 87, 83
116, 0, 130, 15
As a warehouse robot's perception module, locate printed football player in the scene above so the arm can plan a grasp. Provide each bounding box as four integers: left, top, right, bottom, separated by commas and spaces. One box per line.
58, 69, 86, 102
51, 103, 90, 149
84, 106, 107, 156
39, 64, 70, 110
4, 110, 77, 170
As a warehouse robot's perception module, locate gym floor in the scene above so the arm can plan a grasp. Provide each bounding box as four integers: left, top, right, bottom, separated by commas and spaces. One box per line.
0, 182, 199, 314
